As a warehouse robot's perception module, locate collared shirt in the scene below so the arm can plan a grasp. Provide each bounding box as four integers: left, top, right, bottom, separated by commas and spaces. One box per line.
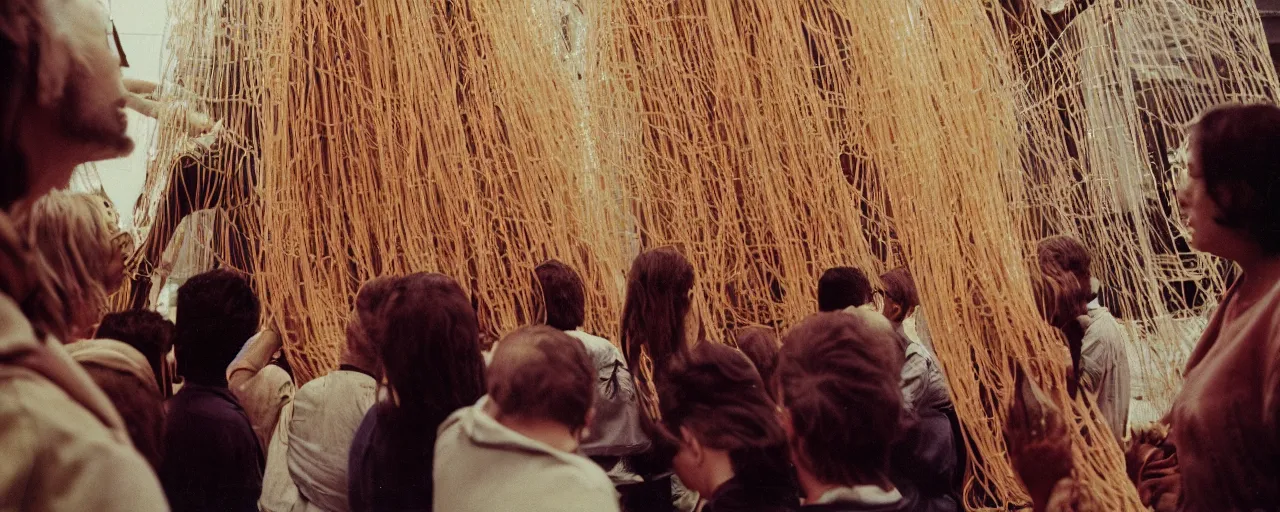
162, 383, 265, 512
1080, 303, 1131, 442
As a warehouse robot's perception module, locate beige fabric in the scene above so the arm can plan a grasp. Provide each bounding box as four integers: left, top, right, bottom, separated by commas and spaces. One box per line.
66, 338, 158, 393
260, 401, 302, 512
228, 331, 296, 450
0, 295, 168, 511
433, 397, 619, 512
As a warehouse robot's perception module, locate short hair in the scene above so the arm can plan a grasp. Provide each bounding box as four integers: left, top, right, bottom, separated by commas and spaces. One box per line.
817, 267, 872, 312
175, 269, 260, 385
487, 325, 595, 431
1192, 103, 1280, 254
879, 268, 919, 311
778, 311, 905, 486
734, 326, 781, 399
96, 309, 175, 392
21, 190, 128, 335
533, 259, 586, 331
657, 342, 792, 487
83, 364, 165, 469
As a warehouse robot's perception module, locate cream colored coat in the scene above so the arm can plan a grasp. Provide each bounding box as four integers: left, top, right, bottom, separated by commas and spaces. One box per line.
0, 295, 168, 511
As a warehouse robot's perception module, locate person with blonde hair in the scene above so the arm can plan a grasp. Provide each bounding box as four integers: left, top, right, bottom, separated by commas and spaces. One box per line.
20, 189, 131, 341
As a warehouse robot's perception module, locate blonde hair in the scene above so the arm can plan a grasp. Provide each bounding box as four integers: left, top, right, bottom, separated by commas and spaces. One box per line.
21, 190, 129, 338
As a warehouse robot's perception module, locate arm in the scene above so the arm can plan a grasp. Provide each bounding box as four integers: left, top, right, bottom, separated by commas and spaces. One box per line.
228, 330, 284, 388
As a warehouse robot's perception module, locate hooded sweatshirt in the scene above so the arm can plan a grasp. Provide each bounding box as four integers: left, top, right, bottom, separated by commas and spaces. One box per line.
433, 397, 620, 512
0, 220, 169, 512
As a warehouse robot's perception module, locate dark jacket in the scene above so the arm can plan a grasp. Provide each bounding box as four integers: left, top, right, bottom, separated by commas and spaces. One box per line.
347, 402, 436, 512
800, 501, 913, 512
890, 408, 962, 512
160, 383, 265, 512
701, 474, 798, 512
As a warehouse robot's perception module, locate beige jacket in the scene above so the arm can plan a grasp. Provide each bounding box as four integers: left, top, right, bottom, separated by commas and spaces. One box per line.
0, 294, 169, 511
433, 397, 620, 512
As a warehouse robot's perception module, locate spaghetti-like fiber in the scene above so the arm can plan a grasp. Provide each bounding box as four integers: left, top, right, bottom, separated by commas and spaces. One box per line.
134, 0, 1277, 509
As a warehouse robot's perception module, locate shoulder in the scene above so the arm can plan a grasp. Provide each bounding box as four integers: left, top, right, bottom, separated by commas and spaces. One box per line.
537, 457, 619, 508
0, 374, 166, 510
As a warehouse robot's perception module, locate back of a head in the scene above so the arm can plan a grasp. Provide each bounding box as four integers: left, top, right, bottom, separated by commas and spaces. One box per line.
778, 311, 905, 486
658, 341, 787, 478
879, 268, 919, 311
96, 309, 174, 392
487, 325, 595, 431
533, 259, 586, 331
817, 266, 872, 312
621, 248, 696, 383
20, 190, 126, 336
374, 272, 485, 427
1037, 235, 1092, 301
734, 326, 781, 398
175, 268, 259, 386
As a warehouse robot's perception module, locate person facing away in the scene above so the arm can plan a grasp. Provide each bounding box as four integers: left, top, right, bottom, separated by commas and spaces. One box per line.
227, 328, 295, 451
1037, 235, 1130, 443
161, 268, 266, 512
96, 309, 176, 397
347, 272, 487, 512
818, 266, 875, 313
66, 338, 166, 469
1155, 103, 1280, 511
619, 247, 699, 512
434, 325, 620, 512
733, 326, 781, 401
778, 310, 915, 512
0, 0, 167, 508
260, 276, 399, 512
533, 259, 650, 462
877, 268, 952, 415
655, 341, 799, 512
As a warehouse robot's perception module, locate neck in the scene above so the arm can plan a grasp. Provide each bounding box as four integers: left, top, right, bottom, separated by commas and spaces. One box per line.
491, 409, 580, 453
703, 450, 736, 498
796, 465, 891, 504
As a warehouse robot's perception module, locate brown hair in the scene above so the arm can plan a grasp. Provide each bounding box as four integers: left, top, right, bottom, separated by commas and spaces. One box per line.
879, 267, 919, 310
0, 0, 43, 208
621, 248, 695, 390
83, 364, 165, 469
1037, 235, 1092, 301
21, 190, 128, 337
487, 325, 595, 431
533, 259, 586, 331
95, 309, 175, 393
657, 341, 795, 499
734, 326, 781, 400
818, 266, 872, 312
778, 311, 904, 487
1191, 103, 1280, 254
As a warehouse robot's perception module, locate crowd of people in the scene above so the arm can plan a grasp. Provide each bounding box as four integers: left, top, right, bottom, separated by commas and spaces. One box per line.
3, 1, 1280, 511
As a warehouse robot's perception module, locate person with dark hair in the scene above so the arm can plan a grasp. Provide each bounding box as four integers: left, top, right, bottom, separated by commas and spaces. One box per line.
261, 276, 399, 512
656, 341, 798, 512
347, 272, 487, 512
818, 267, 873, 312
733, 326, 781, 400
533, 260, 651, 475
96, 309, 176, 396
1037, 236, 1130, 443
434, 325, 619, 512
0, 1, 166, 508
161, 268, 265, 512
1136, 103, 1280, 510
778, 310, 914, 512
619, 247, 698, 512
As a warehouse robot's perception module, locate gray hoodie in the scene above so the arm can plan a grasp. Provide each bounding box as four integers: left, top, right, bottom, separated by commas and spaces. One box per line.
433, 397, 620, 512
